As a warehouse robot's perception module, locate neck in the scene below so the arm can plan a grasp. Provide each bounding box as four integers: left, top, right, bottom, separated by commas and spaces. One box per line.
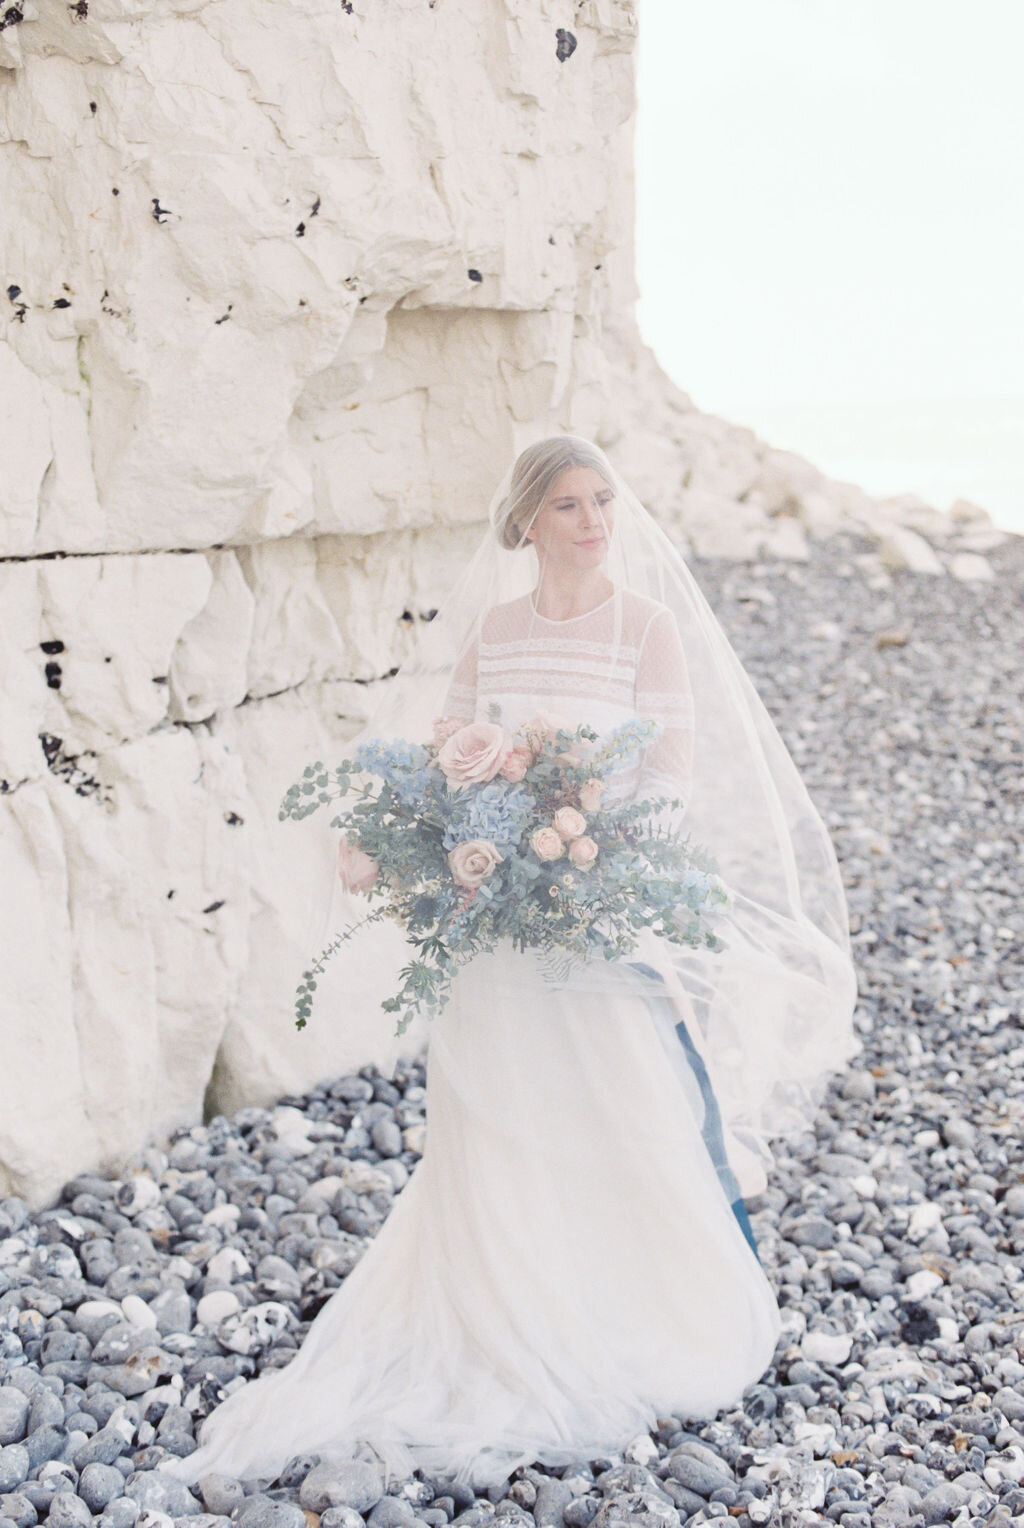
532, 563, 613, 621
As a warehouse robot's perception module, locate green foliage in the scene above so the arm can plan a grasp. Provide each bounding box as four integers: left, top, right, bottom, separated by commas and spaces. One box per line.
280, 722, 728, 1033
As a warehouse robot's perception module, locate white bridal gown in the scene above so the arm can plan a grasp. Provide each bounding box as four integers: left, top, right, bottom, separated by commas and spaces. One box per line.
171, 589, 782, 1489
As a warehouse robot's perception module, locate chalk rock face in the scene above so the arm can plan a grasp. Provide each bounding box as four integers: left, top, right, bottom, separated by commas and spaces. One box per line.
600, 333, 1010, 573
0, 0, 645, 1203
0, 0, 1012, 1200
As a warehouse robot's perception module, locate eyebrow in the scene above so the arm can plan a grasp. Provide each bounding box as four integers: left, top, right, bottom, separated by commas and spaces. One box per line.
550, 489, 614, 504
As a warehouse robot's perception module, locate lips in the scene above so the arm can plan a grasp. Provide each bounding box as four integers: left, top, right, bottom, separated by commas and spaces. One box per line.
576, 536, 605, 547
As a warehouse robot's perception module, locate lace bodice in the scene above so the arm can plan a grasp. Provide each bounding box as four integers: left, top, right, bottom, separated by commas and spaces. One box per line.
444, 588, 694, 806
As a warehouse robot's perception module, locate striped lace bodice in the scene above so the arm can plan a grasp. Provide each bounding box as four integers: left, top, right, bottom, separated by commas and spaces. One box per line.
444, 588, 694, 807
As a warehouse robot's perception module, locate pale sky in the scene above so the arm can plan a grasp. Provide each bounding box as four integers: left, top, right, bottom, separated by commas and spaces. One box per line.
635, 1, 1024, 530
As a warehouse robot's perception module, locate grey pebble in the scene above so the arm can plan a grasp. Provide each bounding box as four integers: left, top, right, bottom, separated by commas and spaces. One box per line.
95, 1498, 139, 1528
0, 1494, 38, 1528
25, 1427, 67, 1471
319, 1511, 370, 1528
0, 1443, 31, 1491
659, 1481, 704, 1515
591, 1494, 674, 1528
993, 1386, 1024, 1423
532, 1481, 572, 1528
235, 1496, 307, 1528
44, 1497, 92, 1528
663, 1456, 732, 1498
0, 1389, 31, 1445
562, 1500, 599, 1528
78, 1463, 126, 1513
299, 1462, 385, 1515
366, 1500, 416, 1528
123, 1471, 199, 1518
74, 1424, 132, 1469
199, 1474, 246, 1516
370, 1121, 403, 1159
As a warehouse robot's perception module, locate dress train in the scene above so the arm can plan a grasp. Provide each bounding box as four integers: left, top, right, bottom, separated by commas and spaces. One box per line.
167, 950, 781, 1489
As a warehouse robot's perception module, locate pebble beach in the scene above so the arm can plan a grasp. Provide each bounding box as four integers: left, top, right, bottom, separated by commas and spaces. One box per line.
1, 530, 1022, 1528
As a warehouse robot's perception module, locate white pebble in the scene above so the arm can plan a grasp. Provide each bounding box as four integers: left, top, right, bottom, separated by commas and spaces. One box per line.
623, 1434, 659, 1465
120, 1295, 158, 1330
206, 1246, 250, 1284
800, 1330, 853, 1365
905, 1269, 944, 1300
202, 1204, 240, 1228
304, 1175, 347, 1201
342, 1161, 395, 1196
120, 1175, 162, 1216
196, 1289, 241, 1326
983, 1445, 1024, 1485
907, 1203, 944, 1240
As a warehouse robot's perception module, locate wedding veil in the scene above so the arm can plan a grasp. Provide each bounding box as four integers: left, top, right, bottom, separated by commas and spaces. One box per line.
295, 434, 859, 1191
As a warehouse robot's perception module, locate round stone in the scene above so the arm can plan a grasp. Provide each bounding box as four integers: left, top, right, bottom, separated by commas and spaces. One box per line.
300, 1463, 385, 1516
919, 1480, 968, 1523
235, 1497, 307, 1528
366, 1500, 416, 1528
199, 1473, 247, 1516
0, 1492, 38, 1528
44, 1497, 93, 1528
318, 1510, 367, 1528
0, 1443, 31, 1492
664, 1456, 733, 1498
79, 1463, 127, 1513
195, 1291, 241, 1327
0, 1389, 30, 1446
96, 1498, 140, 1528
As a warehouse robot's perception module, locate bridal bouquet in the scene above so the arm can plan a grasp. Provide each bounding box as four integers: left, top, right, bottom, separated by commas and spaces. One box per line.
280, 715, 729, 1034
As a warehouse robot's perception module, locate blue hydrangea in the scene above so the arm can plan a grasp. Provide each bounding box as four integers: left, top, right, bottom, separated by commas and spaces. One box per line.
442, 781, 534, 852
353, 738, 431, 780
383, 768, 437, 810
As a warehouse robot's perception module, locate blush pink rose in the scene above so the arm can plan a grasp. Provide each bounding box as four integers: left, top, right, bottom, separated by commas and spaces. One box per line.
578, 778, 603, 812
567, 835, 599, 869
526, 711, 563, 736
522, 712, 570, 753
337, 839, 379, 894
437, 722, 507, 790
499, 745, 532, 783
552, 806, 587, 841
530, 825, 564, 862
447, 839, 503, 889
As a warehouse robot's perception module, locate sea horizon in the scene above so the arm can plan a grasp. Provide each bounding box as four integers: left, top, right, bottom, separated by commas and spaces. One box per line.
706, 395, 1024, 537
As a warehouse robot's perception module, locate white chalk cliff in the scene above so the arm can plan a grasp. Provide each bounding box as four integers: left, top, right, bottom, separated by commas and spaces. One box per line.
0, 0, 1006, 1203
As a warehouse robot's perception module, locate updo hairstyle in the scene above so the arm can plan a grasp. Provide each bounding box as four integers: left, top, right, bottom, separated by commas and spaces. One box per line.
495, 436, 613, 551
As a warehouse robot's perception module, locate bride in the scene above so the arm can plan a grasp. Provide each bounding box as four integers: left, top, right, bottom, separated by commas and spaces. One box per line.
167, 436, 857, 1490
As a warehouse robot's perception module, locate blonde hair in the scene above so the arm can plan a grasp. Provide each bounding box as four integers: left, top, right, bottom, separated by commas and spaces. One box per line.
495, 436, 613, 551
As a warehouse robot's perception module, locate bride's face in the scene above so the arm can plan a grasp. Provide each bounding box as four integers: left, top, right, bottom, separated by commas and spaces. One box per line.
526, 466, 615, 571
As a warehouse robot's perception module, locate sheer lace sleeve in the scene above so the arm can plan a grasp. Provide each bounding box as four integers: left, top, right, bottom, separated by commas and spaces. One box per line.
442, 631, 478, 722
636, 606, 695, 811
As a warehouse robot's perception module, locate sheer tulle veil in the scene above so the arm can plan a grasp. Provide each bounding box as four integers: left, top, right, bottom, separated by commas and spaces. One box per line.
297, 434, 859, 1193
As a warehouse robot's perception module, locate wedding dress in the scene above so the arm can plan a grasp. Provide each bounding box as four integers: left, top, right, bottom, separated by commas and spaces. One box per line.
168, 587, 784, 1489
